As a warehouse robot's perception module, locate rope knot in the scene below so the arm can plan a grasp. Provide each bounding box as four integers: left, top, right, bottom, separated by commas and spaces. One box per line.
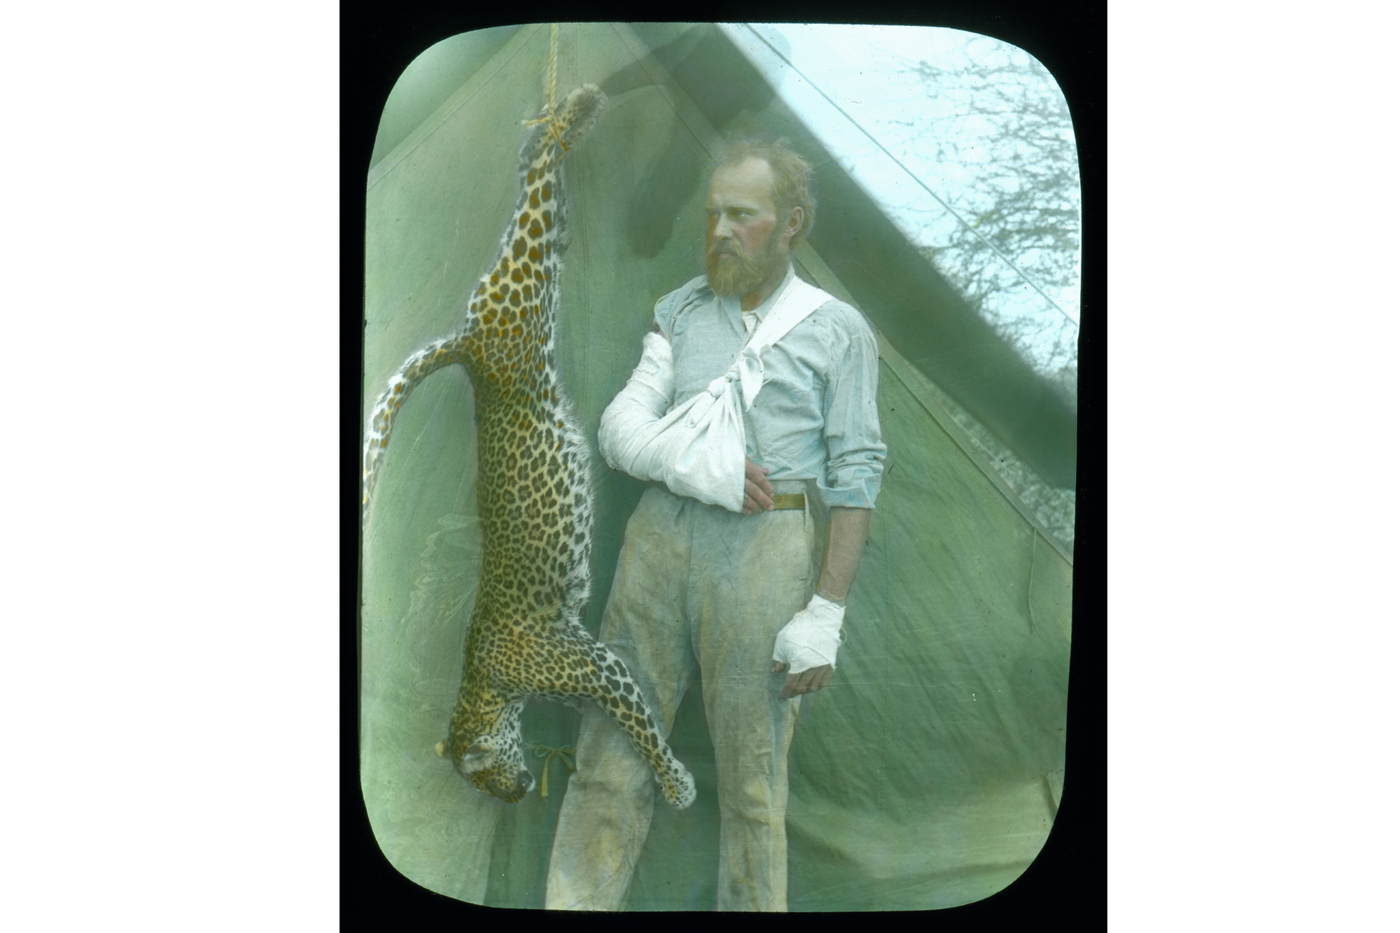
531, 743, 576, 798
706, 368, 739, 398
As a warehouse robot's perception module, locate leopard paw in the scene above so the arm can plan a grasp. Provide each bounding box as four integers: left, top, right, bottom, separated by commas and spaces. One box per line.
658, 764, 696, 809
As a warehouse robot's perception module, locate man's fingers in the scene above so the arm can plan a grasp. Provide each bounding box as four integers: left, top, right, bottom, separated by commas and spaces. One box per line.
780, 672, 812, 699
777, 664, 833, 699
744, 459, 774, 496
741, 460, 774, 515
744, 479, 773, 513
744, 479, 778, 509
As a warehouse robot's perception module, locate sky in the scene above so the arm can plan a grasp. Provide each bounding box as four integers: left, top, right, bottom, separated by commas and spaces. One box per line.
718, 23, 1082, 378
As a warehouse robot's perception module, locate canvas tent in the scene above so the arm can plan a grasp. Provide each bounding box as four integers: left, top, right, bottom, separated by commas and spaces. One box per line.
359, 22, 1075, 911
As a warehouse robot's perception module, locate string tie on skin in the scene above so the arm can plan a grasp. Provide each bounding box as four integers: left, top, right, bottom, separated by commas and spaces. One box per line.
531, 743, 576, 797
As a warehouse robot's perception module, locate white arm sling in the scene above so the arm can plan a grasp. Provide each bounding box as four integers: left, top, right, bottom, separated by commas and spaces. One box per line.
599, 275, 833, 512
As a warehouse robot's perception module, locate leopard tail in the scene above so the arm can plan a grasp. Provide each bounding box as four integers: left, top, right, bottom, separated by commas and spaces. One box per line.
361, 334, 470, 512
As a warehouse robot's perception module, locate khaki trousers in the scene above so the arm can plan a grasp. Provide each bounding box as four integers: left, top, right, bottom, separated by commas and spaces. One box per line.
545, 483, 820, 911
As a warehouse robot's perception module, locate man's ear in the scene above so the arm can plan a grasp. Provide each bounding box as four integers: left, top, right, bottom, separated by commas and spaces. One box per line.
783, 206, 804, 246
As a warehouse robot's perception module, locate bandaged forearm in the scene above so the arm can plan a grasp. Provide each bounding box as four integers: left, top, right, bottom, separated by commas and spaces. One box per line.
599, 331, 674, 466
596, 330, 672, 451
772, 594, 845, 674
599, 331, 747, 511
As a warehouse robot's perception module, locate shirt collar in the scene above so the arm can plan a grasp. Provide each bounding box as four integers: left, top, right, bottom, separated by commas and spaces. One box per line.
751, 265, 796, 321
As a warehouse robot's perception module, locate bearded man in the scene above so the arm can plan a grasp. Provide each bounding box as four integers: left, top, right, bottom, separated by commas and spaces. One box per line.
545, 138, 886, 912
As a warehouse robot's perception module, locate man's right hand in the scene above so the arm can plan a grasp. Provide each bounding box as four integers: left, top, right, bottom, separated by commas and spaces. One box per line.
742, 458, 774, 516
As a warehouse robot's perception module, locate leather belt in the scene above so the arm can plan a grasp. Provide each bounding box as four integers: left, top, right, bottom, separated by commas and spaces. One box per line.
770, 493, 806, 511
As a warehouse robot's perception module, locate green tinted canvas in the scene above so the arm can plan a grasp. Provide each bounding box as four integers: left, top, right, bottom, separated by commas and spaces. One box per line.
360, 22, 1074, 910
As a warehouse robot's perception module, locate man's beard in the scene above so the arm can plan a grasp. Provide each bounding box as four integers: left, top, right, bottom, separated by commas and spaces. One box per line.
706, 228, 785, 298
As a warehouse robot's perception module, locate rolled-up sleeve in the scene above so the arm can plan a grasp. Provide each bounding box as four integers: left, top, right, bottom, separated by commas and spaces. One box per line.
817, 315, 886, 509
652, 274, 710, 346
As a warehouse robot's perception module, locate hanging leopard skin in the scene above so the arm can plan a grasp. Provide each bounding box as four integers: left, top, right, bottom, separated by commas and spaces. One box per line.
361, 86, 696, 808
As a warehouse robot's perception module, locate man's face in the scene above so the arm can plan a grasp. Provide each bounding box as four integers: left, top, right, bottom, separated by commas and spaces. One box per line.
704, 158, 796, 299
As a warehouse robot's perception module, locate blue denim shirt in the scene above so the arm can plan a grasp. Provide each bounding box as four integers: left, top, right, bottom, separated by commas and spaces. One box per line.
652, 268, 886, 510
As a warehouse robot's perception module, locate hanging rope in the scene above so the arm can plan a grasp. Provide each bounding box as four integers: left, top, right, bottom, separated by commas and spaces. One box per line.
525, 24, 569, 152
545, 22, 559, 113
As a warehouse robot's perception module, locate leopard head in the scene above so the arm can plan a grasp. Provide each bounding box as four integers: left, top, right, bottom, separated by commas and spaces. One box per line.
452, 734, 535, 803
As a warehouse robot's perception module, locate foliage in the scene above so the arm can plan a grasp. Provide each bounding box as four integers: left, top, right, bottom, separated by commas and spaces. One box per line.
888, 36, 1081, 396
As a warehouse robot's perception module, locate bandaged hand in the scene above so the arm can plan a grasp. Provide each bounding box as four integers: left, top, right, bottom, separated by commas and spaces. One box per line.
772, 593, 845, 675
